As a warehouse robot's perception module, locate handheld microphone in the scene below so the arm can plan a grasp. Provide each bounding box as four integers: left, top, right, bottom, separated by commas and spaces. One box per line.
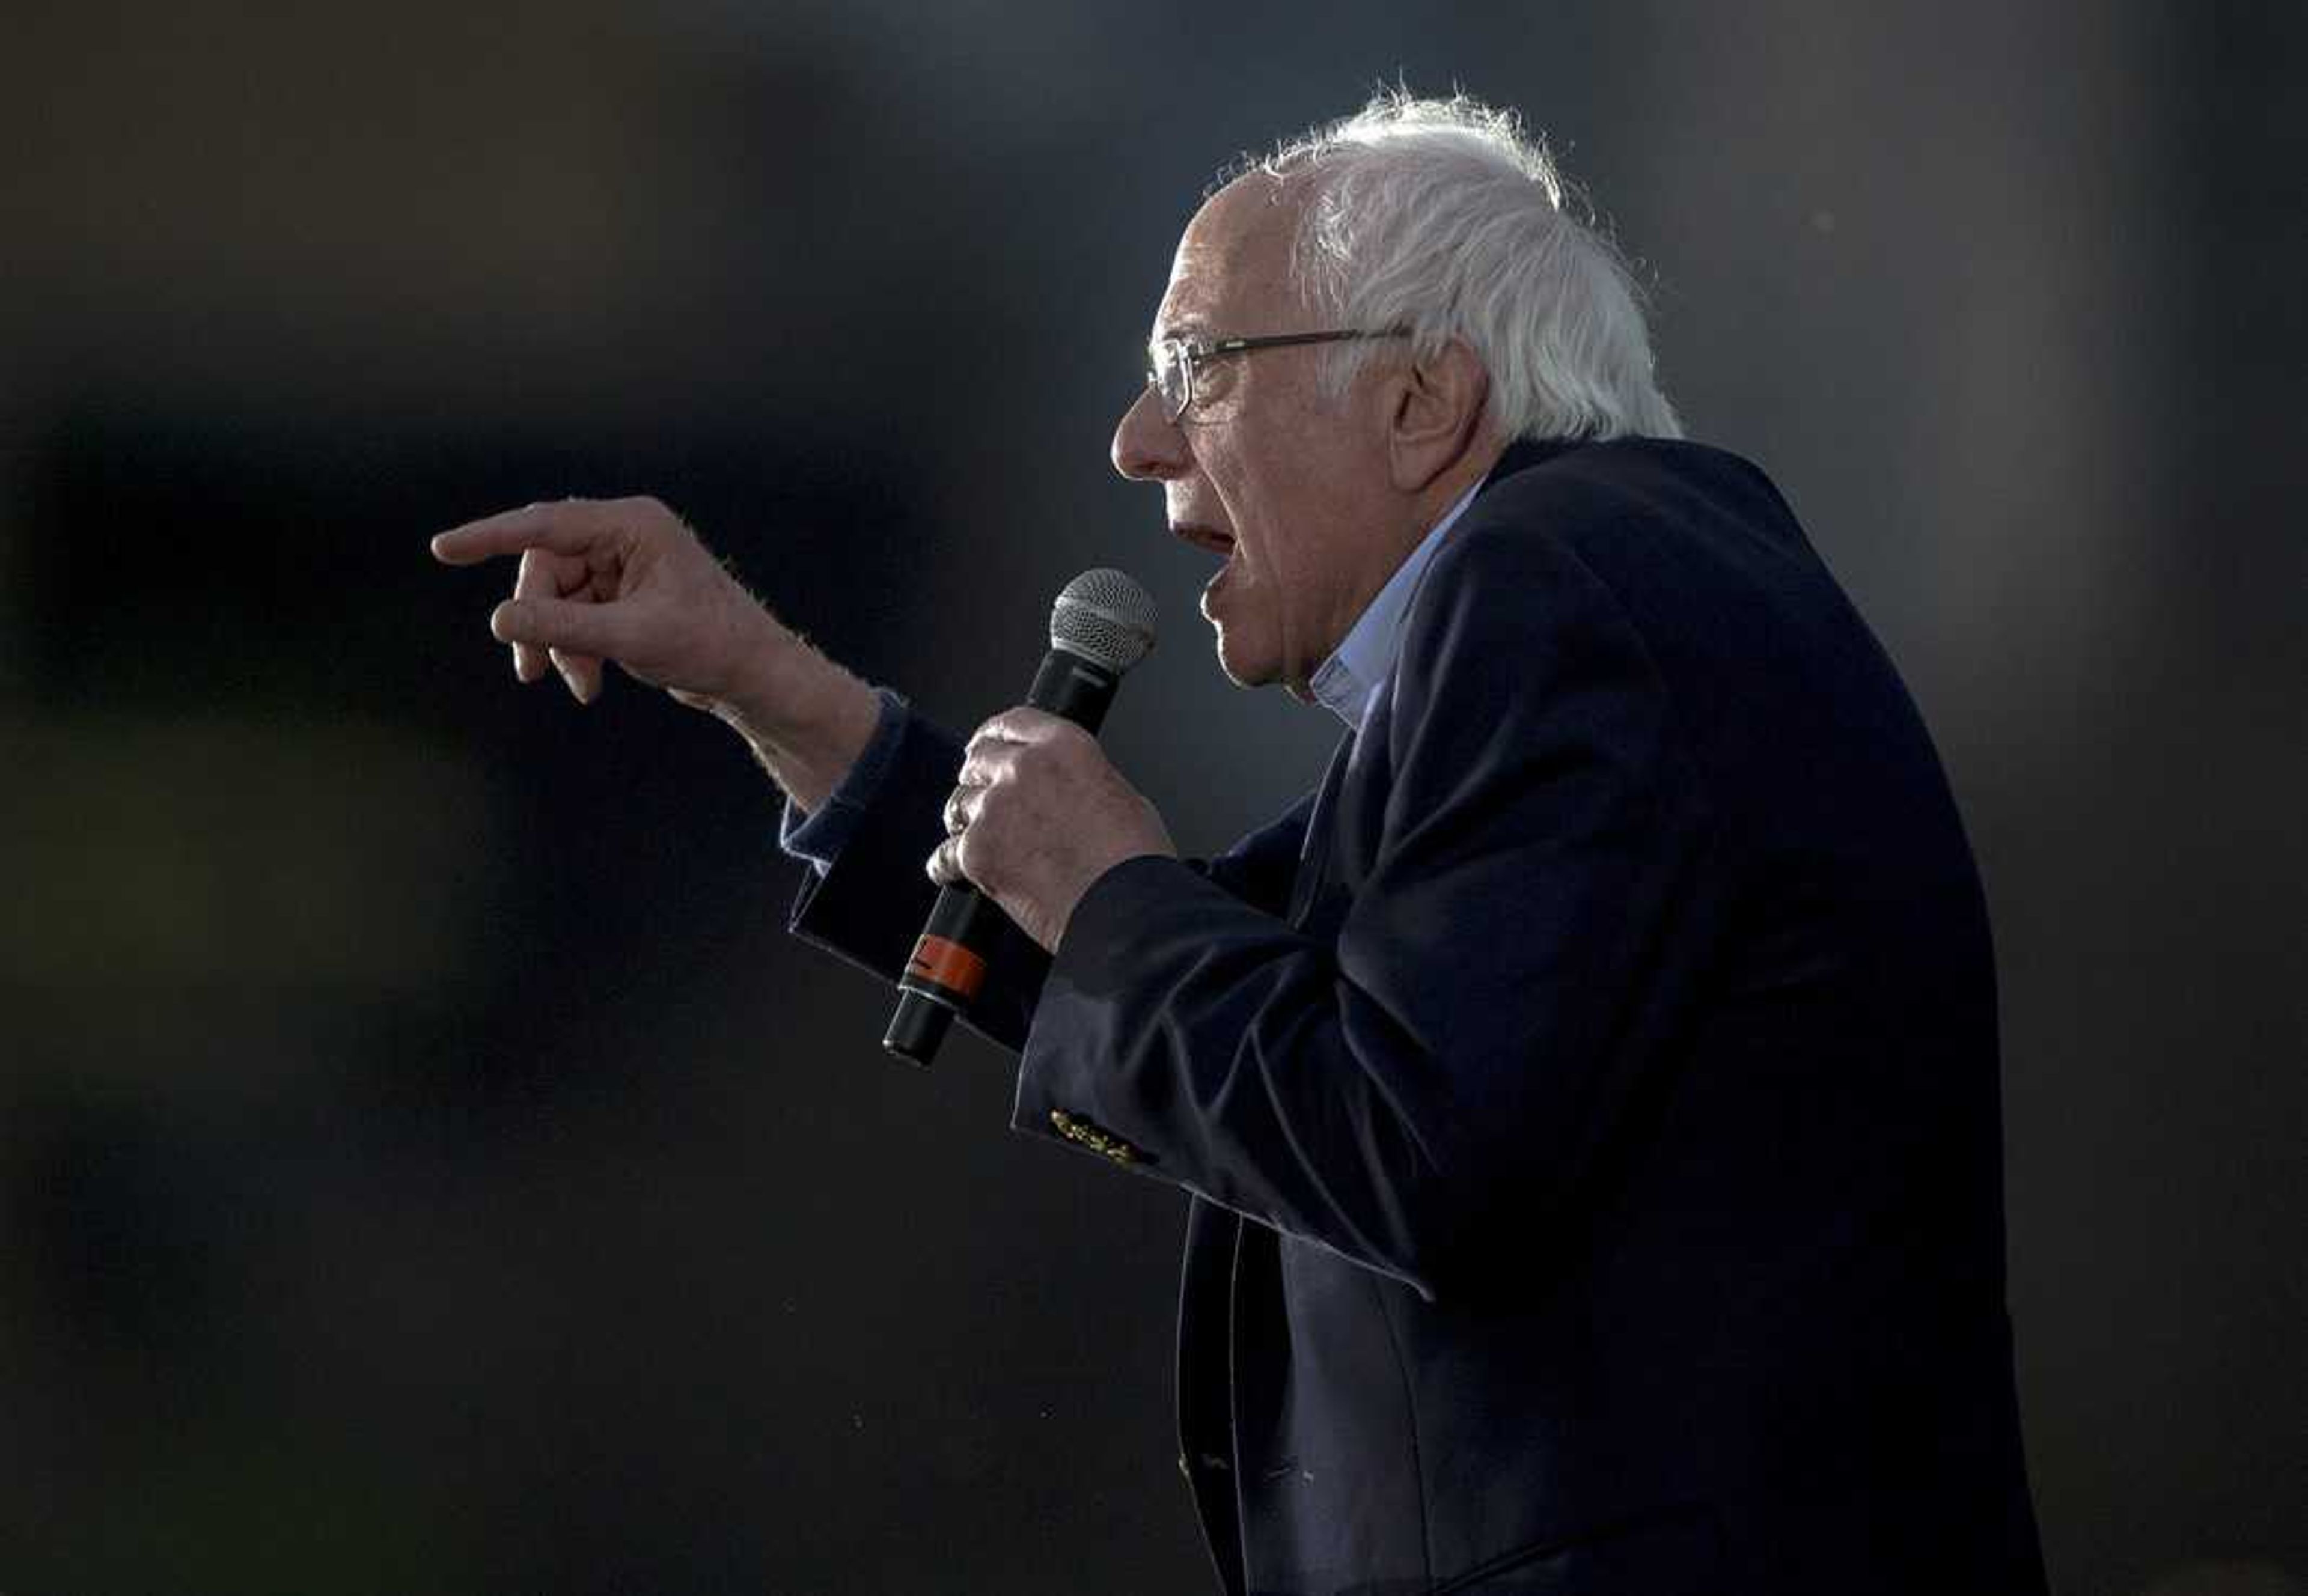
883, 568, 1159, 1067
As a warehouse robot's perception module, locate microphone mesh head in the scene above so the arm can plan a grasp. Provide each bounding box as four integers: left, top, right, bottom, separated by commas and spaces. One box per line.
1051, 568, 1158, 674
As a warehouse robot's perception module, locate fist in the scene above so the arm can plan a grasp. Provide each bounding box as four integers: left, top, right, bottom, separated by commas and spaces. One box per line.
929, 708, 1176, 954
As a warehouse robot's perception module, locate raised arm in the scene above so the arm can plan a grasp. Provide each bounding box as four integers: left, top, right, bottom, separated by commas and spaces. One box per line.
430, 495, 880, 812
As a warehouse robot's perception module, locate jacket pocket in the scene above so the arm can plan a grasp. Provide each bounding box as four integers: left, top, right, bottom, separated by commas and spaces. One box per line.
1429, 1499, 1723, 1595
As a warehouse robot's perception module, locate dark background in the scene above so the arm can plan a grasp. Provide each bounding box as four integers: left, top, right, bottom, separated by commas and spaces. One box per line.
4, 3, 2302, 1592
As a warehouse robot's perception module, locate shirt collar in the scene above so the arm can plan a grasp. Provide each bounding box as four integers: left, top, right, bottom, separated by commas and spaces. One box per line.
1306, 478, 1483, 734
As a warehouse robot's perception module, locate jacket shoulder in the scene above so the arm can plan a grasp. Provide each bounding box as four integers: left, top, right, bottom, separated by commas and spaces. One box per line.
1461, 439, 1807, 563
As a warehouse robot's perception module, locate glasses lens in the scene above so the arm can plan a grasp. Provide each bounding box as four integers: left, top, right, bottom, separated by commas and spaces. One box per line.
1152, 342, 1190, 421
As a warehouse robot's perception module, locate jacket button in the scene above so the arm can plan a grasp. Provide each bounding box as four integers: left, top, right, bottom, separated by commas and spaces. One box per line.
1048, 1107, 1144, 1165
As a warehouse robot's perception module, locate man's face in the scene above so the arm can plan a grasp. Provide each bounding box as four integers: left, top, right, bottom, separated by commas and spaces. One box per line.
1111, 178, 1405, 696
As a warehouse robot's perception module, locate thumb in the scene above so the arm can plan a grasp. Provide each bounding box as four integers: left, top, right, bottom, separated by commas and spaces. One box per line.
490, 597, 635, 661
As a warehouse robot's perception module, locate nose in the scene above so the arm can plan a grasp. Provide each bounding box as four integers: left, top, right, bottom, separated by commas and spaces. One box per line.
1111, 385, 1190, 483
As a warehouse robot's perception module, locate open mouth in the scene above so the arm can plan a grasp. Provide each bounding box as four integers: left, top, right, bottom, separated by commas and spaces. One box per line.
1171, 523, 1236, 558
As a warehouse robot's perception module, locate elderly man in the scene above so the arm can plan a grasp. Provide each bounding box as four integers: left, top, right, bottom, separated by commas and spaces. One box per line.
436, 94, 2046, 1596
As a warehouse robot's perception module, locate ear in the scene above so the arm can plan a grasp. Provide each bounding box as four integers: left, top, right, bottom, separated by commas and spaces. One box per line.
1384, 338, 1491, 493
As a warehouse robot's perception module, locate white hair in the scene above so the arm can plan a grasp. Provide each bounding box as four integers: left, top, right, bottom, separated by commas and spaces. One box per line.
1247, 90, 1683, 442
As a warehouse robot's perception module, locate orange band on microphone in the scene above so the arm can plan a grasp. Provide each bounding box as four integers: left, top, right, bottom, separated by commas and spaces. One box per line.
906, 934, 988, 999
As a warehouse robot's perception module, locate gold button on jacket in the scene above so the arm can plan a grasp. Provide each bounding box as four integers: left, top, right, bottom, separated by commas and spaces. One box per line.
1048, 1108, 1143, 1165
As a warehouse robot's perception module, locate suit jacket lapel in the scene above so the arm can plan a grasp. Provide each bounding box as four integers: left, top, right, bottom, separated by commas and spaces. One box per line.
1289, 728, 1357, 927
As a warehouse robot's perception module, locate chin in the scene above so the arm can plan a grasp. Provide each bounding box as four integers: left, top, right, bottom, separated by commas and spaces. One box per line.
1212, 628, 1281, 690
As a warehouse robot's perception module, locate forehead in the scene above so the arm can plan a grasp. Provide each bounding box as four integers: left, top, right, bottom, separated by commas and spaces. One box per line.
1155, 175, 1305, 337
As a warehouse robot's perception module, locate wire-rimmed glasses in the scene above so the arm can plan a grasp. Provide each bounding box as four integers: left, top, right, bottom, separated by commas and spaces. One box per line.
1146, 329, 1409, 422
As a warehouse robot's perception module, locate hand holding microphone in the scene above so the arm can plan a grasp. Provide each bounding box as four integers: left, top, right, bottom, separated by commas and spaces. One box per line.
889, 570, 1170, 1064
929, 706, 1177, 955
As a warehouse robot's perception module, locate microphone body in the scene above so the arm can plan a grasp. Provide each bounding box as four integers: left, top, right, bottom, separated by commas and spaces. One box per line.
882, 568, 1157, 1067
882, 650, 1121, 1064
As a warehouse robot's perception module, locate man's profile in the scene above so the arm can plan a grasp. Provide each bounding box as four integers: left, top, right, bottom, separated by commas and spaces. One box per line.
433, 91, 2047, 1596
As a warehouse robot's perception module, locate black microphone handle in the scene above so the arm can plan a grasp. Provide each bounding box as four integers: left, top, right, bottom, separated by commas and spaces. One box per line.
882, 647, 1124, 1065
1020, 645, 1122, 733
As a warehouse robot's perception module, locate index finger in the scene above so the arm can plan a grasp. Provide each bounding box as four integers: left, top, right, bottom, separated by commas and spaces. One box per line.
975, 706, 1076, 746
429, 499, 630, 566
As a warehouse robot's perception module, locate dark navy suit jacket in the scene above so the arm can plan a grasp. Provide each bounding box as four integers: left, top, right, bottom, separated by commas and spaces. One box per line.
788, 439, 2048, 1595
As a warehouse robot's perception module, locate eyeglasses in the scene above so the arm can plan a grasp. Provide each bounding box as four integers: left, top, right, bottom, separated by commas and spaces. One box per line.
1144, 329, 1408, 423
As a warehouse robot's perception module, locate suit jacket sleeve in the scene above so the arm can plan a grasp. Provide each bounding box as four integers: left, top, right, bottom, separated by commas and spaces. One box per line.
1010, 525, 1727, 1302
784, 698, 1320, 1055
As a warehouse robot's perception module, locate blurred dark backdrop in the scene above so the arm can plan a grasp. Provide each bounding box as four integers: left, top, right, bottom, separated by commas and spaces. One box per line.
4, 2, 2302, 1592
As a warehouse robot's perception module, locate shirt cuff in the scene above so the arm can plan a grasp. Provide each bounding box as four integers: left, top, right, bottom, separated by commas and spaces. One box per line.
777, 685, 913, 871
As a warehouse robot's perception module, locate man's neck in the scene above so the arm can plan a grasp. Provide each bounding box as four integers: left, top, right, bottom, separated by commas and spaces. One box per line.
1355, 455, 1501, 629
1289, 472, 1497, 716
1281, 442, 1507, 708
